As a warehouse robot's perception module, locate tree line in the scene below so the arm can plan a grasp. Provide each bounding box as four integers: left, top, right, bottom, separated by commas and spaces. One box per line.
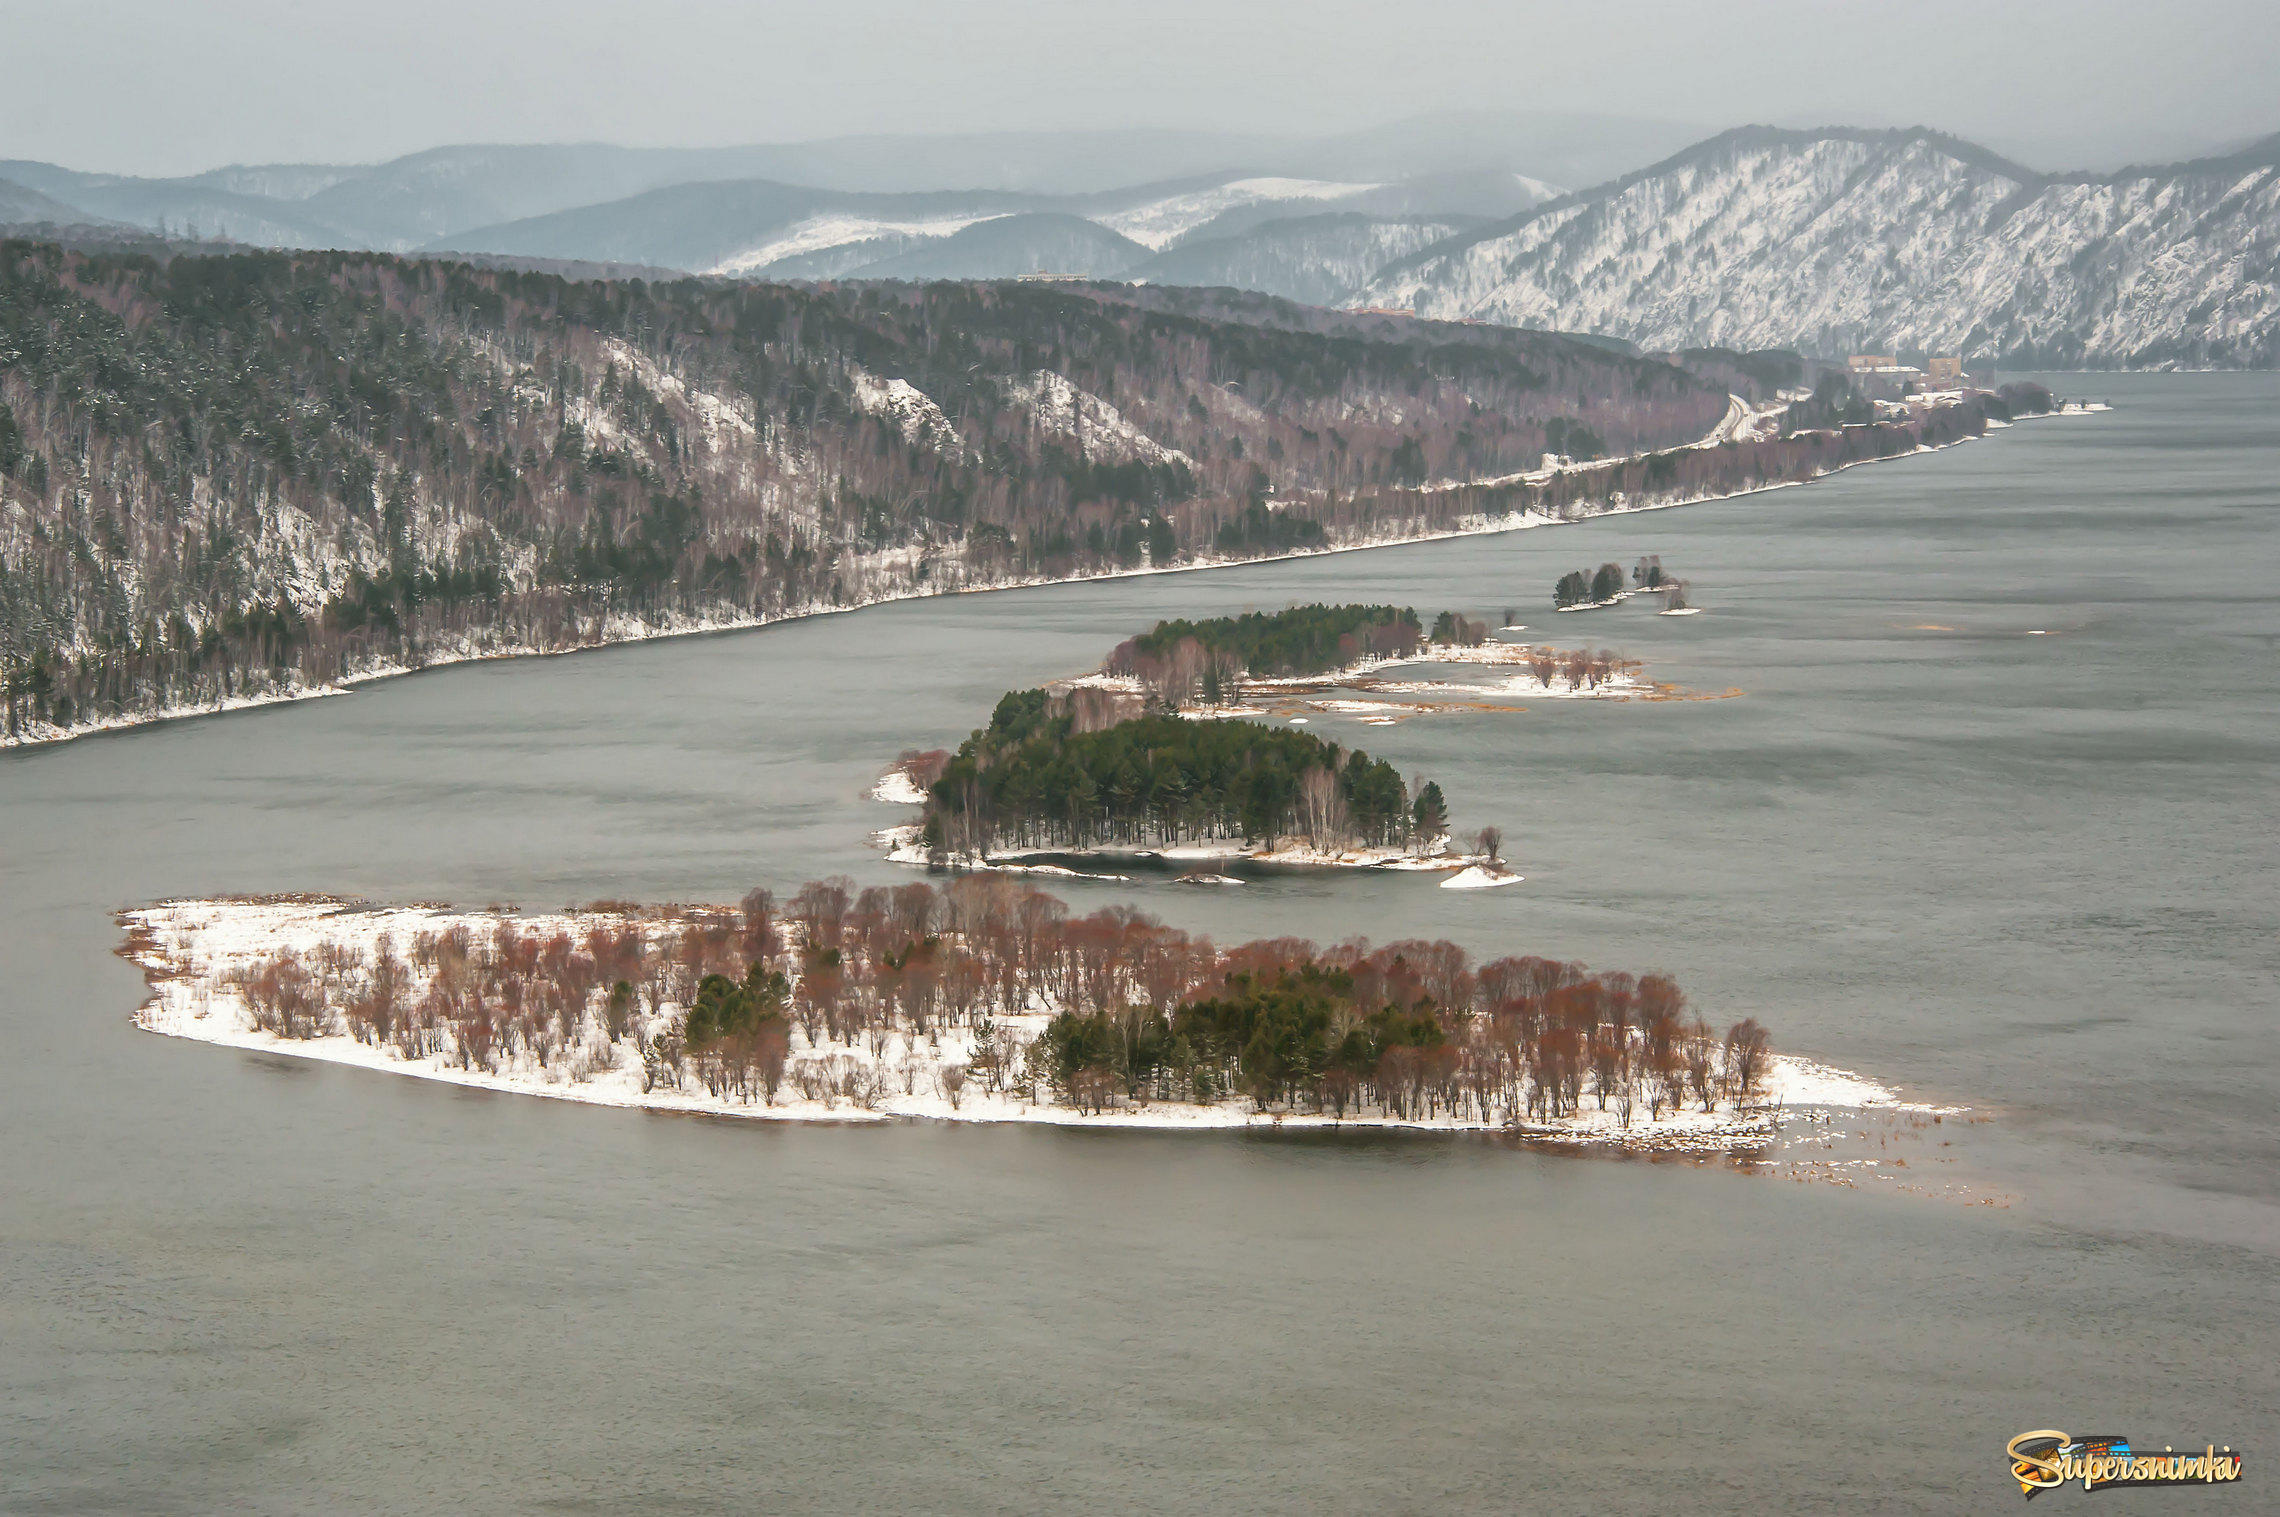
211, 876, 1778, 1129
1112, 604, 1423, 683
0, 241, 1742, 742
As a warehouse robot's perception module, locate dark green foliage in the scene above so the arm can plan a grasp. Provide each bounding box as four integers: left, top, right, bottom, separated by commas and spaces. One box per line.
1411, 780, 1449, 840
1783, 371, 1876, 430
1118, 603, 1421, 678
1041, 961, 1470, 1113
927, 701, 1415, 854
1213, 499, 1327, 556
1553, 564, 1625, 606
1542, 415, 1607, 460
1995, 381, 2055, 416
683, 961, 791, 1048
1428, 610, 1485, 645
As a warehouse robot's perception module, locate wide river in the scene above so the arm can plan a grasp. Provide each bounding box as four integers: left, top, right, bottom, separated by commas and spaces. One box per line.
4, 374, 2275, 1512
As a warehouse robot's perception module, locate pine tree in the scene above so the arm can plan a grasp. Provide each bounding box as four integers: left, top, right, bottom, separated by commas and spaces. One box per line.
1411, 781, 1448, 844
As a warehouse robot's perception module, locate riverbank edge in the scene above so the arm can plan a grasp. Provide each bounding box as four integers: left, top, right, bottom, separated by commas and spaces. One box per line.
7, 405, 2095, 753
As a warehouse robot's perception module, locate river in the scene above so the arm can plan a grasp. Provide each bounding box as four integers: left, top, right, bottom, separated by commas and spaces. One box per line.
3, 374, 2274, 1511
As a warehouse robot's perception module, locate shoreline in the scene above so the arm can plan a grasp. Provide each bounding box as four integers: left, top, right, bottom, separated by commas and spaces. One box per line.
8, 401, 2102, 755
878, 824, 1512, 884
116, 895, 1952, 1154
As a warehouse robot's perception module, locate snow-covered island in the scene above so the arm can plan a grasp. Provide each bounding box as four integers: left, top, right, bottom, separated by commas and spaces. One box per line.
116, 889, 1943, 1152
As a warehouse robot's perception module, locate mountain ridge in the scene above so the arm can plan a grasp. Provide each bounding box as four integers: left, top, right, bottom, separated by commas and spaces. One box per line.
1360, 124, 2280, 367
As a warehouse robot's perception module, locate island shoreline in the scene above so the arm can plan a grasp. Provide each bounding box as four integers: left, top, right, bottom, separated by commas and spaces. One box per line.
115, 894, 1960, 1156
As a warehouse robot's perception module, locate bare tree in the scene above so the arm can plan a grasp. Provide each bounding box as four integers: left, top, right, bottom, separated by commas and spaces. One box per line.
1725, 1018, 1770, 1107
938, 1064, 970, 1111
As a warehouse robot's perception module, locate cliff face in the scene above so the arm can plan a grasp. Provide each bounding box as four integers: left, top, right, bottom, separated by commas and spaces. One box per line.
1364, 127, 2280, 369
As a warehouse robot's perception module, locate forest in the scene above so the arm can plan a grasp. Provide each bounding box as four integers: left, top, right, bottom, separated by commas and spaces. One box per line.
1106, 602, 1425, 704
919, 689, 1434, 861
0, 237, 2016, 747
134, 878, 1780, 1131
0, 241, 1741, 741
1113, 603, 1423, 678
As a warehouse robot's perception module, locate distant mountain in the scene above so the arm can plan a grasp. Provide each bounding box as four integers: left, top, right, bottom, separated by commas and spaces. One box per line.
846, 214, 1150, 279
426, 172, 1482, 279
1339, 169, 1558, 220
1361, 126, 2280, 368
287, 144, 847, 247
19, 117, 2273, 365
427, 180, 1050, 273
0, 178, 113, 229
0, 160, 357, 246
0, 110, 1660, 257
1131, 213, 1470, 307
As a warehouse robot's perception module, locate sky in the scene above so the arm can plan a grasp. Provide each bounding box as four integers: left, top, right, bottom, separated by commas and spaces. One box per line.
5, 0, 2278, 177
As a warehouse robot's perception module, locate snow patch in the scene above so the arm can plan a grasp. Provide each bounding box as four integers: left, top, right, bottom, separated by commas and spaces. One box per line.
1001, 370, 1190, 467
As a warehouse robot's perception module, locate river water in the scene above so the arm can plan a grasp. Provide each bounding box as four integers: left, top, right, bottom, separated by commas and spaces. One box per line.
3, 374, 2275, 1512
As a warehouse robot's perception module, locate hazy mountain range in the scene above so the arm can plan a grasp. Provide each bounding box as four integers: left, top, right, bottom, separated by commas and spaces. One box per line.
0, 112, 1675, 249
3, 114, 2275, 366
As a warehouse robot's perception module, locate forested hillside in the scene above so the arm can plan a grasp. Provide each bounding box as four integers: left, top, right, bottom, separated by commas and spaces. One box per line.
0, 241, 1739, 742
1365, 126, 2280, 367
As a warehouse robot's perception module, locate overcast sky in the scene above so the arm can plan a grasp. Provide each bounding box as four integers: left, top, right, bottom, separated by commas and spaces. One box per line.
6, 0, 2276, 176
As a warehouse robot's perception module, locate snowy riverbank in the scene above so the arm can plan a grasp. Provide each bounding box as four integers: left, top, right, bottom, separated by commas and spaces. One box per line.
117, 896, 1953, 1153
8, 399, 2100, 752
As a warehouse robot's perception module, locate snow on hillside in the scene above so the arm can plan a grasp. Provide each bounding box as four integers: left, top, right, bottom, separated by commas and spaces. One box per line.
1363, 129, 2280, 367
1098, 177, 1379, 249
1134, 214, 1467, 307
1002, 371, 1191, 466
849, 368, 968, 458
710, 212, 995, 276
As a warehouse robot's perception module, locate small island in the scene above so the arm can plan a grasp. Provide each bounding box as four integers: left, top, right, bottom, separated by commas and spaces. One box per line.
906, 686, 1478, 874
116, 883, 1928, 1149
1554, 556, 1693, 613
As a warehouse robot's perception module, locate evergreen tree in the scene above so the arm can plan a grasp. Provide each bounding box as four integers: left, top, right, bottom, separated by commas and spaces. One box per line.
1411, 781, 1449, 842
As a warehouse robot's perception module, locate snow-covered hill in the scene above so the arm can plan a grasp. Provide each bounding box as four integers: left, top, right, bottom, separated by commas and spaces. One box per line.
1132, 213, 1470, 307
1362, 127, 2280, 368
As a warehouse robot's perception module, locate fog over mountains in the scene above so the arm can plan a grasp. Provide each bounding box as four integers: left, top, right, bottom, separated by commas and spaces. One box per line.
3, 112, 2276, 366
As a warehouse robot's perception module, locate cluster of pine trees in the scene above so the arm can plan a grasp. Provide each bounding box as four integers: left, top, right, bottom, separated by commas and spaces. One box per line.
1106, 602, 1426, 705
921, 689, 1441, 861
1116, 603, 1424, 678
1554, 562, 1629, 608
